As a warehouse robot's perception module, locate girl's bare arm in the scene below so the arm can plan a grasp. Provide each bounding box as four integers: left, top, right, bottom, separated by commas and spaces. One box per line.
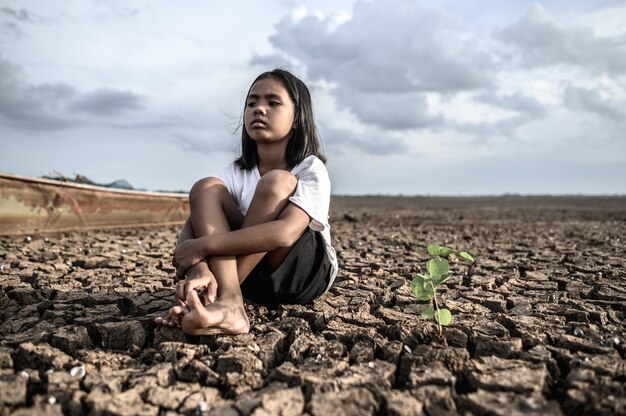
172, 202, 311, 272
201, 202, 311, 255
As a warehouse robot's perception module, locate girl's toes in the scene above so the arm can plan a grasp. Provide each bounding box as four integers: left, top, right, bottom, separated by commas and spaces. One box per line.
156, 305, 189, 328
170, 305, 187, 317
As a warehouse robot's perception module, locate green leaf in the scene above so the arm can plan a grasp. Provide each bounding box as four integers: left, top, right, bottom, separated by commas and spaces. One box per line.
458, 252, 475, 263
434, 308, 452, 326
431, 274, 451, 287
421, 306, 435, 318
410, 274, 435, 301
427, 257, 449, 278
428, 245, 455, 256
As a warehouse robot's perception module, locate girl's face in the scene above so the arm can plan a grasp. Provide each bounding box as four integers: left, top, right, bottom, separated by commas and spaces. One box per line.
244, 77, 296, 145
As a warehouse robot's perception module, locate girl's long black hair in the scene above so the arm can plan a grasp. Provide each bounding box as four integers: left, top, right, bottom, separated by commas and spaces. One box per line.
235, 69, 326, 170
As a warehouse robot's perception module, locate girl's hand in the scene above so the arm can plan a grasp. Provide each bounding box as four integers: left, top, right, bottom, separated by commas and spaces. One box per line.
172, 237, 209, 277
175, 267, 217, 305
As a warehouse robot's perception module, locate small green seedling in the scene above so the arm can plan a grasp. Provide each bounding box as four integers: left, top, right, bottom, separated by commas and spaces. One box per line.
411, 245, 475, 336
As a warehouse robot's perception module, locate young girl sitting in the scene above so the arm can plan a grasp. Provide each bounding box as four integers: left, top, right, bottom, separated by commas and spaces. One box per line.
155, 69, 338, 335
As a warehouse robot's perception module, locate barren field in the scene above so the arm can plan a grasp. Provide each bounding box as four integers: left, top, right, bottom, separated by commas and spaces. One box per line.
1, 196, 625, 415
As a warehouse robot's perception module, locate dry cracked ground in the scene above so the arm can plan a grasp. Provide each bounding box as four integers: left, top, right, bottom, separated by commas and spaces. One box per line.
1, 196, 625, 416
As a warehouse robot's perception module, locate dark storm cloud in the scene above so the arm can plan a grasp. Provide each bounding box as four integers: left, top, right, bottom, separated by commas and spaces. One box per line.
447, 91, 549, 139
270, 2, 494, 94
0, 55, 76, 129
1, 6, 48, 38
1, 20, 23, 38
319, 124, 409, 155
0, 55, 146, 130
69, 89, 144, 116
1, 7, 46, 23
498, 4, 626, 74
334, 87, 444, 130
563, 85, 625, 123
265, 0, 495, 133
478, 91, 547, 118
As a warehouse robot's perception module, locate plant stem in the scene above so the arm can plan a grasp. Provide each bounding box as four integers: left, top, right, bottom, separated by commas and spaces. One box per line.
430, 281, 442, 337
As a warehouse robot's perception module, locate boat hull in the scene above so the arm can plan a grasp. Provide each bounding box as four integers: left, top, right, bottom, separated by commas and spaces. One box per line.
0, 173, 189, 235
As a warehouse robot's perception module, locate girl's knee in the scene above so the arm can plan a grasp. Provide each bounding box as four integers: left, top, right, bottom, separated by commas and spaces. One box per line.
257, 170, 297, 197
189, 177, 227, 202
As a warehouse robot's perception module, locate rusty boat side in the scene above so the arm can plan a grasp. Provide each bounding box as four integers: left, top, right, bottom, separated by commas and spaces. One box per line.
0, 173, 189, 235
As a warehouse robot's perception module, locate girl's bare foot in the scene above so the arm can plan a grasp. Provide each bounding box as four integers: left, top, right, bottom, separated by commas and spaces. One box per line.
155, 261, 218, 327
180, 290, 250, 335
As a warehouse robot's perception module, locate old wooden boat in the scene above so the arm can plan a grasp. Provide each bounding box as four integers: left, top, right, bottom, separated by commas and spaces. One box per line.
0, 172, 189, 235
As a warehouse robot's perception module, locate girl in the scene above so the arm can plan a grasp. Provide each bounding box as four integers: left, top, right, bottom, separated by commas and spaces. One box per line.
155, 69, 338, 335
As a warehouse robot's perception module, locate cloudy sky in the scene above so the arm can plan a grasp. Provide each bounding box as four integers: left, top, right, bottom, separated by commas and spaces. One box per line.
1, 0, 625, 195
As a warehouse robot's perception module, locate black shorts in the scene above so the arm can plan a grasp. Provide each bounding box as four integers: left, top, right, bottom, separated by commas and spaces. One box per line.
240, 228, 332, 305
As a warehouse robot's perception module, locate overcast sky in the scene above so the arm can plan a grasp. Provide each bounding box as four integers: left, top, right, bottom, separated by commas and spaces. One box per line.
1, 0, 625, 195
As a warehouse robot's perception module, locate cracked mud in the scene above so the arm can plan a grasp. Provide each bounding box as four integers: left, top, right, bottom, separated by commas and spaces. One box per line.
1, 196, 625, 415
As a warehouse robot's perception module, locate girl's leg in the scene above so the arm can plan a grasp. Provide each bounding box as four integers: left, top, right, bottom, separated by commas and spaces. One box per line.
235, 170, 299, 281
175, 177, 249, 335
155, 177, 244, 328
179, 171, 300, 335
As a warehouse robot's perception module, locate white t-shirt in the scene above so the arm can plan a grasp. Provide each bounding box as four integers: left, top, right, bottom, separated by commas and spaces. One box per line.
219, 155, 338, 291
